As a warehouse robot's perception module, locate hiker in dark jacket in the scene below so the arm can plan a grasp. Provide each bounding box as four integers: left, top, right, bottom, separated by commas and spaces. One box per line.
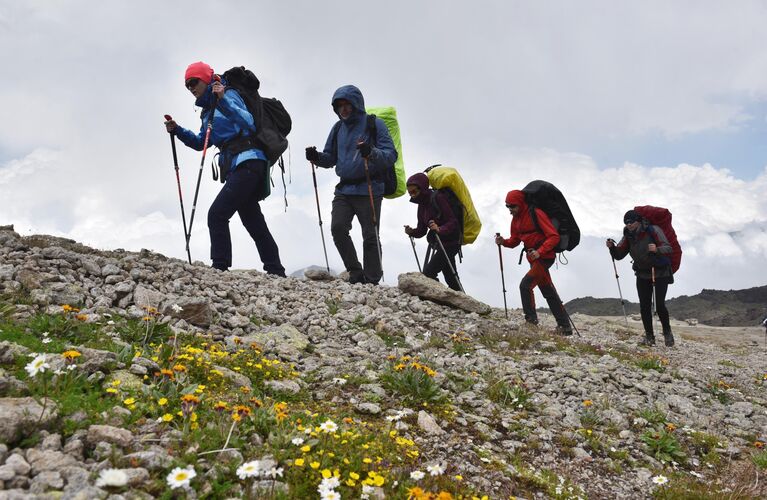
495, 190, 572, 335
404, 173, 461, 291
607, 209, 675, 346
305, 85, 397, 285
164, 61, 285, 276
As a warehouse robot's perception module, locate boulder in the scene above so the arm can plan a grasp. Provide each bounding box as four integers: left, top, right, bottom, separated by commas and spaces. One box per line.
0, 398, 58, 445
398, 272, 491, 315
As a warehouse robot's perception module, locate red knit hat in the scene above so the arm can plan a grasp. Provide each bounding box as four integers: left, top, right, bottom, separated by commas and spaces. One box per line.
184, 61, 214, 85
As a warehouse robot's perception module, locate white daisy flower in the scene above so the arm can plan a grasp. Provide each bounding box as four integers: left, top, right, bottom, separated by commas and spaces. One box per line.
426, 463, 445, 476
236, 461, 261, 480
166, 466, 196, 489
318, 476, 340, 492
25, 354, 49, 377
291, 437, 305, 446
332, 377, 347, 385
171, 304, 183, 313
651, 475, 669, 485
319, 419, 338, 433
320, 490, 340, 500
268, 467, 283, 478
409, 470, 425, 480
95, 468, 128, 488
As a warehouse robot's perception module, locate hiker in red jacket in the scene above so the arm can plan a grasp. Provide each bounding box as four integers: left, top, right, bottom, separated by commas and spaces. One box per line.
495, 190, 572, 335
607, 210, 675, 347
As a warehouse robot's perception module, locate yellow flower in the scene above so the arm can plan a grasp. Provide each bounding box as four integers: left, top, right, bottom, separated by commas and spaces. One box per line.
75, 314, 88, 321
301, 445, 311, 453
454, 475, 463, 481
190, 412, 198, 422
321, 469, 332, 479
111, 380, 121, 386
363, 458, 372, 464
583, 399, 593, 407
123, 397, 136, 406
62, 350, 82, 361
162, 413, 173, 422
310, 461, 320, 469
158, 398, 168, 406
294, 458, 305, 466
349, 472, 360, 480
172, 364, 187, 373
106, 388, 118, 394
181, 394, 200, 404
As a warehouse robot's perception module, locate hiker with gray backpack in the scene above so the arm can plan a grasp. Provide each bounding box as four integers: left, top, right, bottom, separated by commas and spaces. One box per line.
164, 61, 286, 276
403, 172, 462, 291
606, 209, 675, 347
305, 85, 397, 285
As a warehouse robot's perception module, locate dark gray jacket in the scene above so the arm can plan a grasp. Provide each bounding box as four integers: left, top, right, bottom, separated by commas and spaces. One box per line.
610, 221, 674, 282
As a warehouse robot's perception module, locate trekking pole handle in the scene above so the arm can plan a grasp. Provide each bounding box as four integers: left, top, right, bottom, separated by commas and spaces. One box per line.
164, 114, 173, 121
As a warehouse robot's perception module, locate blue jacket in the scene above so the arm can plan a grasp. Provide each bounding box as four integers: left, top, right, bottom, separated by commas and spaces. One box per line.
314, 85, 398, 197
174, 80, 267, 173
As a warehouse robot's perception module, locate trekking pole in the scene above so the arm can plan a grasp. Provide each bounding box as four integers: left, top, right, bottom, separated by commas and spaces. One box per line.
651, 265, 658, 336
495, 233, 508, 319
607, 239, 628, 326
433, 232, 464, 293
362, 156, 384, 282
309, 161, 330, 273
164, 114, 192, 265
187, 76, 221, 251
409, 235, 422, 273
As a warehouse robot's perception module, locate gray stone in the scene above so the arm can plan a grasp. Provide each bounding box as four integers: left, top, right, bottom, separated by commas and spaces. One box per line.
0, 342, 31, 365
0, 398, 58, 445
4, 454, 30, 476
304, 269, 335, 281
167, 297, 213, 327
398, 272, 491, 314
101, 264, 121, 277
87, 425, 134, 448
417, 410, 445, 435
132, 285, 164, 310
26, 449, 79, 475
122, 449, 173, 471
31, 469, 64, 490
355, 402, 382, 415
264, 379, 301, 394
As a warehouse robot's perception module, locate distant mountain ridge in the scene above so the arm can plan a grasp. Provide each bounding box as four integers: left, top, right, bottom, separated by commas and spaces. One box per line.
561, 285, 767, 327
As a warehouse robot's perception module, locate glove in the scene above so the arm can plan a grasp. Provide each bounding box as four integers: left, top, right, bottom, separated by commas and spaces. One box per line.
305, 146, 319, 162
356, 141, 372, 158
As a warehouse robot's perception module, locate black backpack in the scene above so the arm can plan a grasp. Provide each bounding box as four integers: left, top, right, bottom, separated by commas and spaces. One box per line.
521, 180, 580, 252
331, 115, 398, 196
221, 66, 291, 163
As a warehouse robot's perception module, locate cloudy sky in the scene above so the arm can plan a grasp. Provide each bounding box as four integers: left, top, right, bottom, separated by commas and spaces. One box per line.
2, 1, 767, 310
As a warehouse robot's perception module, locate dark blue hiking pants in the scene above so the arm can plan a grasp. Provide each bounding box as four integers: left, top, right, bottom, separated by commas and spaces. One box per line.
207, 160, 285, 276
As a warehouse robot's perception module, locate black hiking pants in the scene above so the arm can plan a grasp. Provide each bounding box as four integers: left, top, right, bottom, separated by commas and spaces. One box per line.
330, 194, 382, 284
636, 276, 670, 336
207, 160, 285, 275
520, 258, 569, 328
423, 243, 461, 291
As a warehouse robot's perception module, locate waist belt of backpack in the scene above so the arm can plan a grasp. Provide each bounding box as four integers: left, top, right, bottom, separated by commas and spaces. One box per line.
222, 135, 260, 155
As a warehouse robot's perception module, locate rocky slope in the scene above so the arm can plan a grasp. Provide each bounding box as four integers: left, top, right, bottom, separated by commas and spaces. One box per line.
0, 224, 766, 499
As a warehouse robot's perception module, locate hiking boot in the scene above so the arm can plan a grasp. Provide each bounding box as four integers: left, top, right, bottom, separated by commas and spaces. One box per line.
555, 325, 573, 336
638, 334, 656, 347
663, 331, 675, 347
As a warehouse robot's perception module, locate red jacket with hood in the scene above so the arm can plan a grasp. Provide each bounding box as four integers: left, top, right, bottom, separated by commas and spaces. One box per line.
501, 190, 560, 260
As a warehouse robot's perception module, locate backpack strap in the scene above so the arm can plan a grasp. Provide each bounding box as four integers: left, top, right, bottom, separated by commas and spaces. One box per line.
430, 191, 442, 220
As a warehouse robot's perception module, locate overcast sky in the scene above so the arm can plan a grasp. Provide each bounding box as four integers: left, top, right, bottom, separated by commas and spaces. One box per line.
1, 1, 767, 311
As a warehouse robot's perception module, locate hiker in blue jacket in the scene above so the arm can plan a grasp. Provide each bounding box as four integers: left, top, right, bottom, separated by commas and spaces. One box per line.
607, 210, 674, 347
305, 85, 397, 285
164, 61, 285, 276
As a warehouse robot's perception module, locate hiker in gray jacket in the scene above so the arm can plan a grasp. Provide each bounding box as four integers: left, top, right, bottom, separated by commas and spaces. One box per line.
607, 210, 675, 347
305, 85, 397, 285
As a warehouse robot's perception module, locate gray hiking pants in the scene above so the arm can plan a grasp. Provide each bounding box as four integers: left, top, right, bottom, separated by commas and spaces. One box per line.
331, 194, 382, 284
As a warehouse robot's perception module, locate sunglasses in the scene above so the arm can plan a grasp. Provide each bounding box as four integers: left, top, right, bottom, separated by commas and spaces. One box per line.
506, 204, 518, 209
185, 78, 201, 90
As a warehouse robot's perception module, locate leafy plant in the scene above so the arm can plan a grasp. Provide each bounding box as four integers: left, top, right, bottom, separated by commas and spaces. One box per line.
380, 356, 445, 405
637, 406, 667, 426
635, 354, 667, 372
485, 376, 534, 411
641, 427, 687, 464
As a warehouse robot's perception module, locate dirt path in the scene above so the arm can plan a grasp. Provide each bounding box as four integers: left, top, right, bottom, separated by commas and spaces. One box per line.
593, 315, 767, 349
